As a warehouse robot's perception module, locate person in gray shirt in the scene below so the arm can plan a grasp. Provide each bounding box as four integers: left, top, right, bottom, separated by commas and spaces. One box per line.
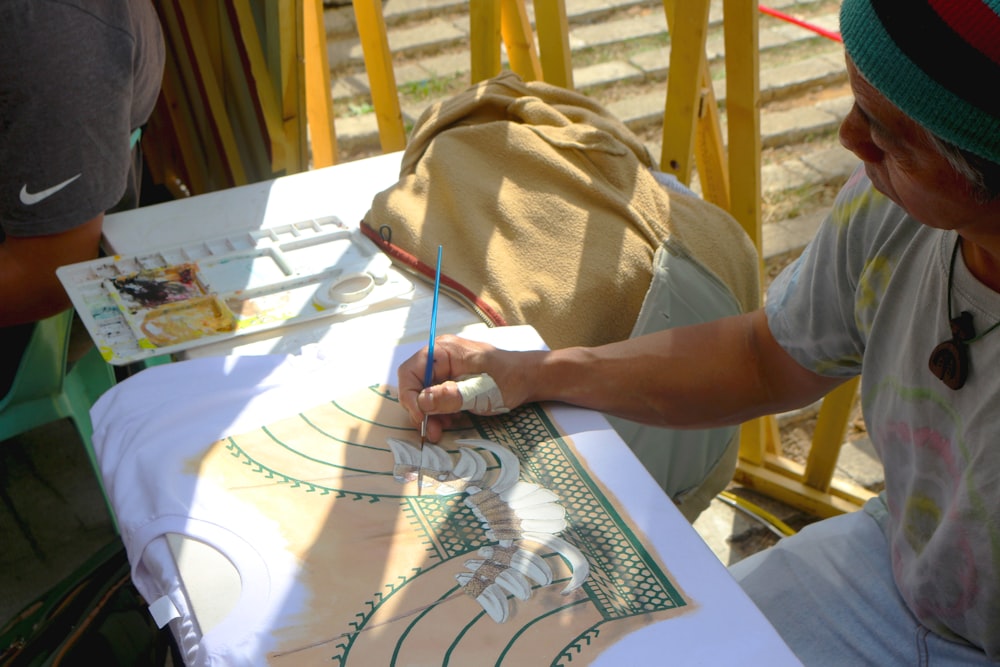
0, 0, 164, 394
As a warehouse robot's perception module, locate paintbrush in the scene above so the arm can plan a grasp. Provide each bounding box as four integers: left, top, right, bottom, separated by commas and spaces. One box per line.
418, 245, 443, 495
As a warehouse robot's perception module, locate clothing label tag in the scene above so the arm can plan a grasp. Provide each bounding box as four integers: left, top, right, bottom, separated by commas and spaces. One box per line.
149, 595, 181, 628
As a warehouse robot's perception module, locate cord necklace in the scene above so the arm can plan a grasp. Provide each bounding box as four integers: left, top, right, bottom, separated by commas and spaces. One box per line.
928, 236, 1000, 389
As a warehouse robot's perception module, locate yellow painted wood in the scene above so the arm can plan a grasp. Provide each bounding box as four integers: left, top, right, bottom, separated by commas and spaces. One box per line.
692, 69, 729, 211
805, 377, 860, 491
738, 414, 780, 467
500, 0, 542, 81
226, 0, 290, 176
218, 25, 271, 181
722, 0, 763, 260
733, 457, 874, 519
470, 0, 502, 83
660, 0, 710, 185
257, 0, 307, 174
196, 2, 224, 84
762, 450, 874, 507
257, 0, 283, 136
718, 1, 770, 493
279, 0, 309, 173
146, 0, 324, 194
304, 0, 338, 167
353, 0, 407, 152
148, 53, 209, 196
161, 0, 248, 187
156, 0, 217, 189
658, 0, 861, 518
533, 0, 573, 88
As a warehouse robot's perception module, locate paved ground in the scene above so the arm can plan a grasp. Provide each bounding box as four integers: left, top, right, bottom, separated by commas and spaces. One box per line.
1, 0, 885, 638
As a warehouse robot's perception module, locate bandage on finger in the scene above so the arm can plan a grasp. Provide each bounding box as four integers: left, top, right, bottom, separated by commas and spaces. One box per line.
455, 373, 509, 415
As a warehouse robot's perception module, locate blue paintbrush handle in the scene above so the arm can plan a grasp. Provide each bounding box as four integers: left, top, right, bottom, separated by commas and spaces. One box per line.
423, 245, 443, 388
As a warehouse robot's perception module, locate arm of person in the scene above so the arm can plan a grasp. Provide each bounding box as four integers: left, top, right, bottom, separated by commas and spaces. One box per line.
0, 213, 104, 326
398, 309, 845, 442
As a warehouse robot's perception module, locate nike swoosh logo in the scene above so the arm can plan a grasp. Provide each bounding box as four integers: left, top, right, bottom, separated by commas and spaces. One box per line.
19, 173, 82, 205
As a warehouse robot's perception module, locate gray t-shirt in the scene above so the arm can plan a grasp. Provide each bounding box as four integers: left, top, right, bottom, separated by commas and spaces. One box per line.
767, 167, 1000, 656
0, 0, 164, 238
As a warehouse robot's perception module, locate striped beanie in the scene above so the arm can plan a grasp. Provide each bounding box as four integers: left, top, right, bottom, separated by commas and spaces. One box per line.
840, 0, 1000, 165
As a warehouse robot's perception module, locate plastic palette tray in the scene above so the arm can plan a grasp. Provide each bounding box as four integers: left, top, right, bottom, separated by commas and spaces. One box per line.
57, 216, 414, 365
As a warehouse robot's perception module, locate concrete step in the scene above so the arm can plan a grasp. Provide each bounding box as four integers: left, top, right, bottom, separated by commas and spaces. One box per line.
323, 0, 858, 253
325, 2, 849, 171
327, 3, 839, 102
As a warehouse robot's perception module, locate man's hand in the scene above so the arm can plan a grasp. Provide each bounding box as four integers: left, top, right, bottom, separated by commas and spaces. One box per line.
0, 214, 103, 326
397, 335, 542, 442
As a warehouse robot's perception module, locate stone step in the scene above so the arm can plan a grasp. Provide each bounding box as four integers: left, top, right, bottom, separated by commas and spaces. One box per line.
325, 0, 856, 215
325, 0, 688, 44
328, 3, 839, 102
327, 3, 847, 156
324, 0, 830, 61
333, 54, 854, 191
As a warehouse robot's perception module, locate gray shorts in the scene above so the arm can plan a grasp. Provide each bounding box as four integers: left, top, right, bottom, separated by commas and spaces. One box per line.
729, 508, 993, 665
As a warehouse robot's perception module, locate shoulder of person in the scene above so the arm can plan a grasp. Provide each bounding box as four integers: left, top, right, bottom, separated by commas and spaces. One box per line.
829, 166, 924, 260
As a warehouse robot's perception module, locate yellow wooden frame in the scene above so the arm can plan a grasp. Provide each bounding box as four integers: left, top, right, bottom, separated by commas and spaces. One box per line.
352, 0, 406, 153
304, 0, 337, 167
660, 0, 870, 518
147, 0, 324, 192
469, 0, 571, 87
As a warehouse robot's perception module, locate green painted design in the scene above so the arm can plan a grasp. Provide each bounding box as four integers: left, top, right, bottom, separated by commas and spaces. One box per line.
478, 405, 686, 618
224, 390, 687, 663
223, 437, 381, 502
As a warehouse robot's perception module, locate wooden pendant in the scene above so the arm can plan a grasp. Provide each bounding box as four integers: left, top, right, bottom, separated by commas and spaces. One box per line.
928, 311, 975, 390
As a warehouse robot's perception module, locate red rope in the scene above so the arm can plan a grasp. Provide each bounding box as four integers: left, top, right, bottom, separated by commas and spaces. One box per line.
759, 5, 842, 43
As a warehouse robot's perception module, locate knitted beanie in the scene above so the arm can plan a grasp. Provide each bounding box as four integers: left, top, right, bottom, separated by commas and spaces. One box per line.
840, 0, 1000, 165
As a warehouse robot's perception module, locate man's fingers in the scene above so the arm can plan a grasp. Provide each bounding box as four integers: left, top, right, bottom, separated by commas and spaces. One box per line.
422, 413, 453, 443
417, 382, 467, 416
396, 336, 508, 441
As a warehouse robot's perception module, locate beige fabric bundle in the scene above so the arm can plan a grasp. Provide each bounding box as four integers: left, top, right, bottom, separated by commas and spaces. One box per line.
362, 71, 756, 349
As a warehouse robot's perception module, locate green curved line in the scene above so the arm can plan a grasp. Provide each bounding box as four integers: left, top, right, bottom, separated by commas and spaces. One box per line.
444, 597, 490, 664
367, 384, 400, 402
441, 561, 576, 666
330, 398, 414, 431
523, 599, 594, 666
391, 583, 464, 665
261, 424, 390, 475
336, 558, 455, 663
296, 413, 392, 454
224, 437, 401, 499
440, 594, 592, 666
553, 623, 603, 666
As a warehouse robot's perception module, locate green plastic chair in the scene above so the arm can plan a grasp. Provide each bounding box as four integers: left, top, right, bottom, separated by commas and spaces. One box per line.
0, 309, 117, 519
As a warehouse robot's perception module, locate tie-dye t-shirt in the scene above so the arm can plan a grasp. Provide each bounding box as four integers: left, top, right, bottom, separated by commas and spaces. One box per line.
766, 167, 1000, 656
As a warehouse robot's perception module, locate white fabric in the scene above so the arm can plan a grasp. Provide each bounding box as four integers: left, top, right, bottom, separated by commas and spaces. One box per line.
91, 351, 338, 665
149, 596, 181, 629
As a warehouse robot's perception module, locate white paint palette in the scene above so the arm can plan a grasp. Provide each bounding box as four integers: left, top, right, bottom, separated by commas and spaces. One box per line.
57, 216, 414, 364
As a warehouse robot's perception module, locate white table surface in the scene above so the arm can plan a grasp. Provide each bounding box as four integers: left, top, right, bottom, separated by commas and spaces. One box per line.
104, 151, 404, 256
94, 155, 799, 665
